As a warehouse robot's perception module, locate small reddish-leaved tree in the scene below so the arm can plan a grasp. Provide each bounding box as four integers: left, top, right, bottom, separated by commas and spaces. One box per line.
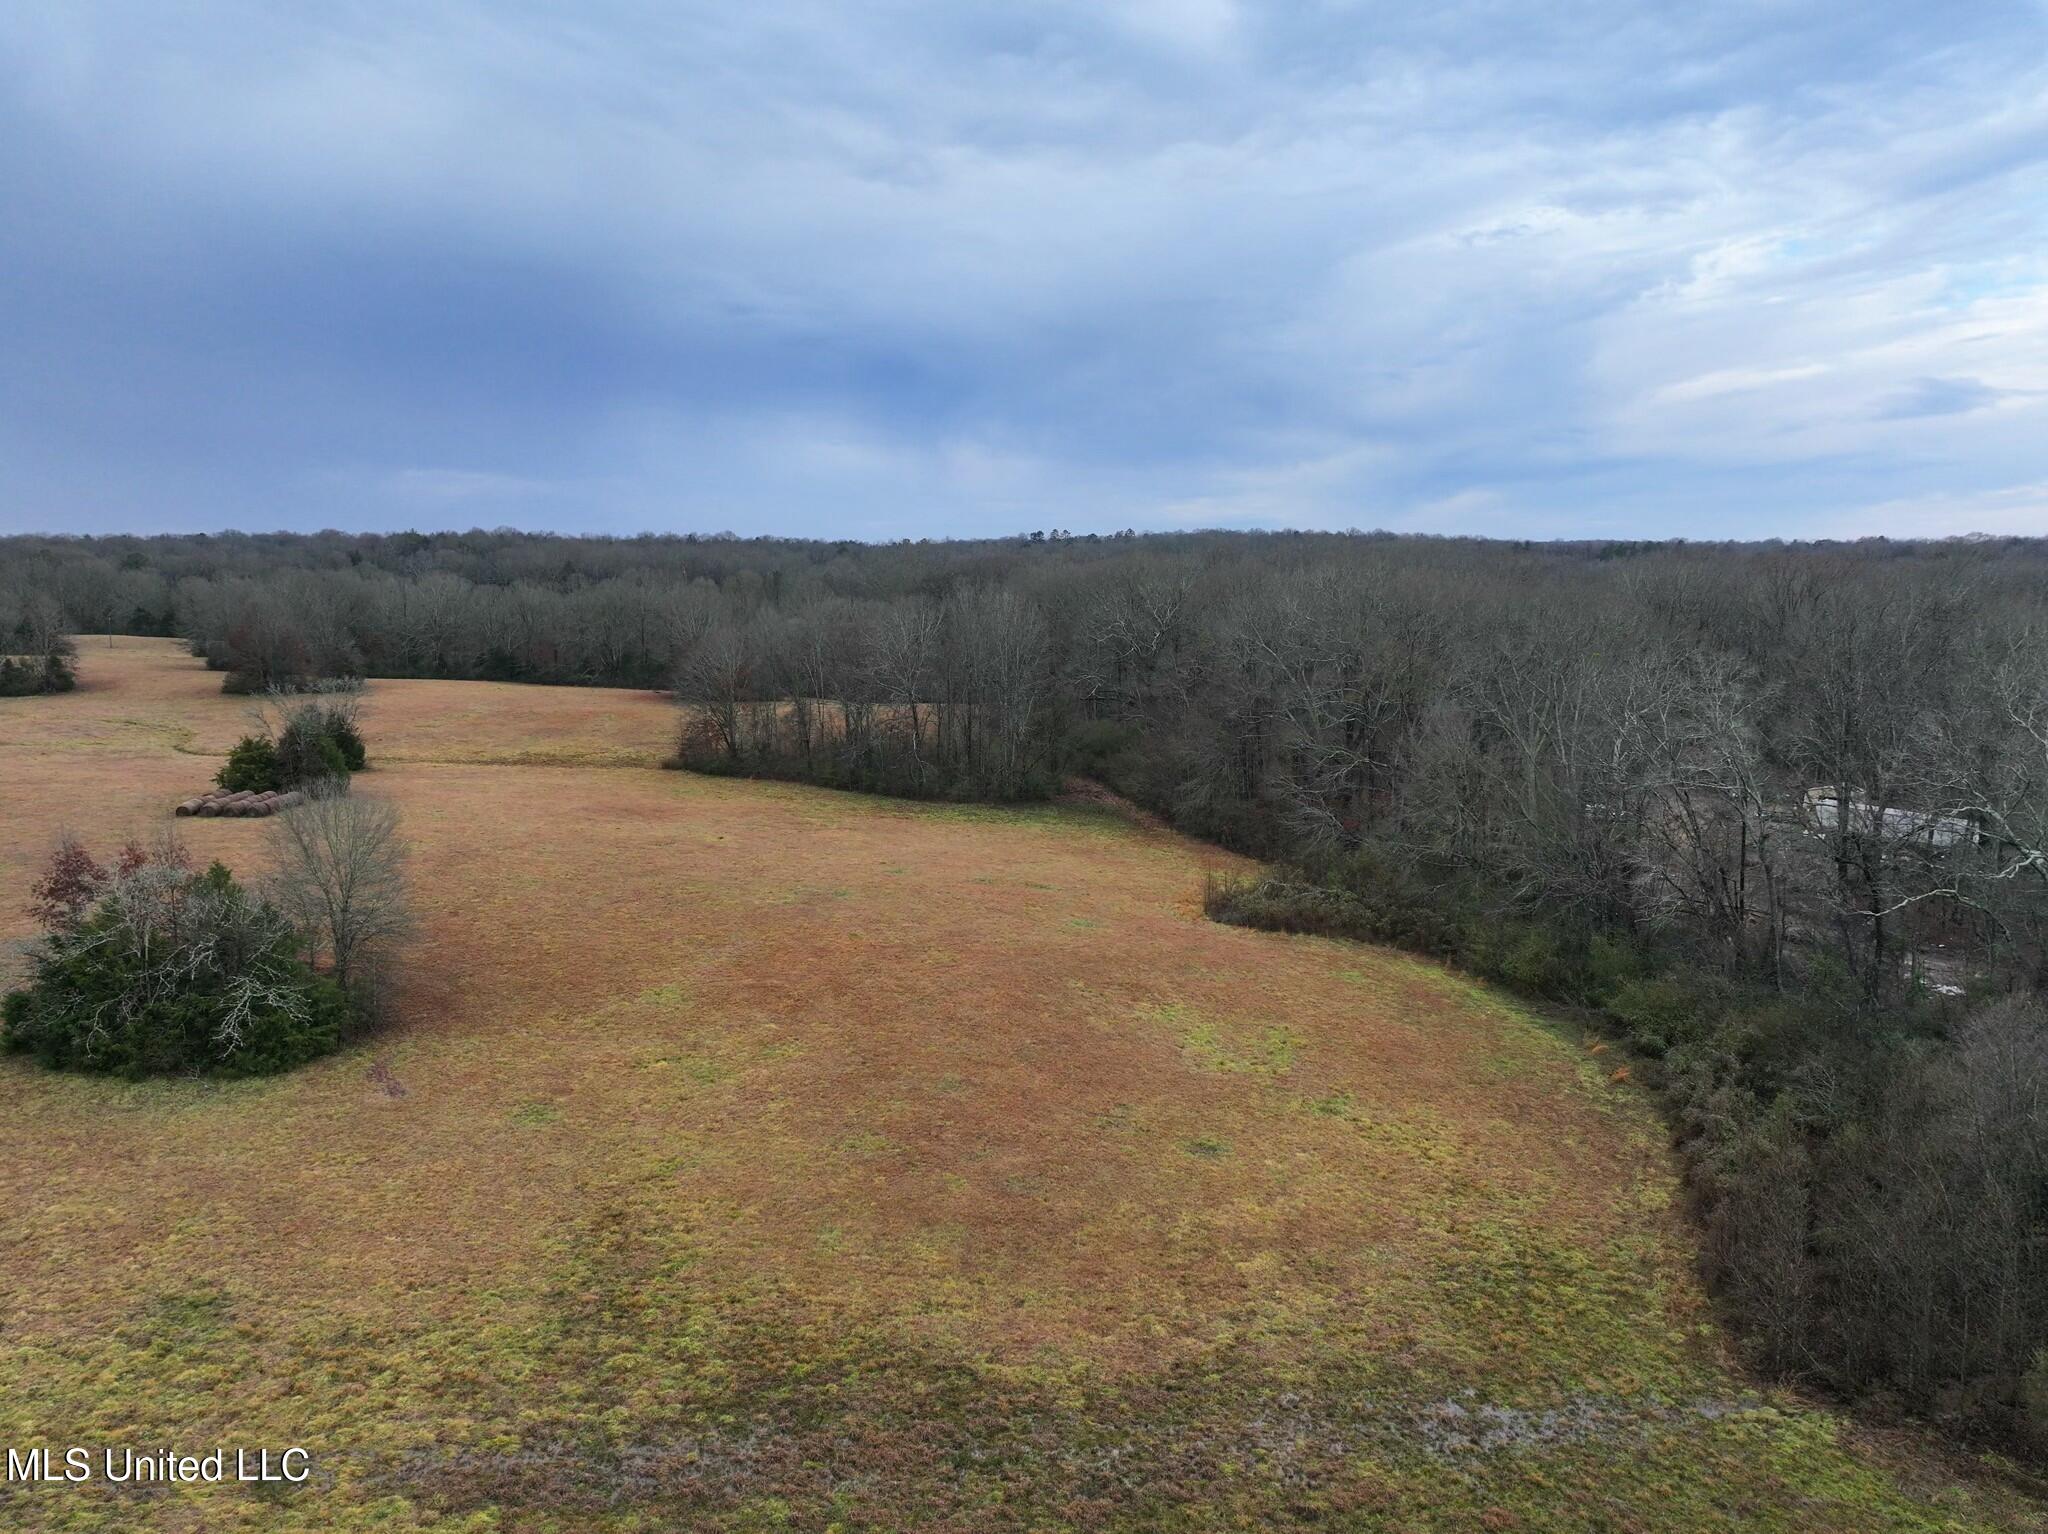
27, 835, 108, 933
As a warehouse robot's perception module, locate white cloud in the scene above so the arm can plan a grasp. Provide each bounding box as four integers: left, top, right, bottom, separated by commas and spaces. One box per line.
1653, 364, 1831, 405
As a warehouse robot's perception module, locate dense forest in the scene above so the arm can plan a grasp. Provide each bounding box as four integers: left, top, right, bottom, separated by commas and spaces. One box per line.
5, 526, 2047, 1452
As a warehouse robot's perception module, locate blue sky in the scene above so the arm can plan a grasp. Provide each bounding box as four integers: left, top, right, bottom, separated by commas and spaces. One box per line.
3, 2, 2046, 540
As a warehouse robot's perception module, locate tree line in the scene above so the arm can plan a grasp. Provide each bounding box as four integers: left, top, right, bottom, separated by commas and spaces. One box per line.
6, 524, 2047, 1449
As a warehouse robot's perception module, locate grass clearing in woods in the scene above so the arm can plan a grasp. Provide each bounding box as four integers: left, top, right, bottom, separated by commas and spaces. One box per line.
0, 638, 2042, 1531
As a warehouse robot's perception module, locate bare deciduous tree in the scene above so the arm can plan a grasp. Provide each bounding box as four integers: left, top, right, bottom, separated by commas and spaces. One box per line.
268, 786, 412, 1006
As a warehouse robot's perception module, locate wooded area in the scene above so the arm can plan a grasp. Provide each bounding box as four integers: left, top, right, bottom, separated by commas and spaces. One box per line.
6, 525, 2046, 1450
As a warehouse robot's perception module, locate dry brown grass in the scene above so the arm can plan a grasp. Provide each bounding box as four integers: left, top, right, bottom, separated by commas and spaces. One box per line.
0, 639, 2041, 1532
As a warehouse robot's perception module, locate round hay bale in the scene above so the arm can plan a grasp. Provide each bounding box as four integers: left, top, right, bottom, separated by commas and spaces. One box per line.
175, 798, 203, 816
196, 800, 222, 817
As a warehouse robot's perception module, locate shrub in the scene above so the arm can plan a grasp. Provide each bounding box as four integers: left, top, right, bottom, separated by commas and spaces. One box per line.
1203, 862, 1466, 957
1493, 922, 1583, 999
217, 736, 284, 793
0, 603, 75, 694
0, 653, 76, 695
0, 651, 64, 692
1461, 917, 1653, 1007
1609, 974, 1711, 1057
2, 840, 346, 1077
275, 714, 348, 785
326, 711, 367, 771
218, 700, 368, 794
1584, 932, 1650, 1004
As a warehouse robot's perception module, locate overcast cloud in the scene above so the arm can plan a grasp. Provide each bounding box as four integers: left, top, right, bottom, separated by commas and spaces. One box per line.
2, 1, 2045, 539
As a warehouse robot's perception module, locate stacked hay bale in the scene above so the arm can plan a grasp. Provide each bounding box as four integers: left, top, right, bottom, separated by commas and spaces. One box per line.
174, 788, 307, 818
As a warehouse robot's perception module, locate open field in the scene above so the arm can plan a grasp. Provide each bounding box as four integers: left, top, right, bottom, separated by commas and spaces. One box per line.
1, 639, 2042, 1532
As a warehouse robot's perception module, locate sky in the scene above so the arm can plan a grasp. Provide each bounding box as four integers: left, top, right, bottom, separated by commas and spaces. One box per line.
2, 2, 2046, 542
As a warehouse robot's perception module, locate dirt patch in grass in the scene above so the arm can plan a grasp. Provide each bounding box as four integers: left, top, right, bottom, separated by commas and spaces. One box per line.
0, 640, 2042, 1532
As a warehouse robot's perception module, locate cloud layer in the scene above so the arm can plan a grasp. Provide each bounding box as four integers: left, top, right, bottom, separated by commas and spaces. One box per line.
3, 1, 2045, 538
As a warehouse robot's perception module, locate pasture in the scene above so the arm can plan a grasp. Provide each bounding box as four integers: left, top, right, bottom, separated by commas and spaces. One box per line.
0, 639, 2040, 1532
